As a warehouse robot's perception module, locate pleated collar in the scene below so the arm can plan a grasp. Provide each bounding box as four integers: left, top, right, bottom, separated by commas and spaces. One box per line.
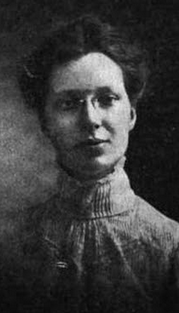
48, 157, 135, 219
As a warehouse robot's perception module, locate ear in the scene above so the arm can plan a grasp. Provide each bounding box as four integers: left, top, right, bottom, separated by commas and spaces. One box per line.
129, 107, 137, 130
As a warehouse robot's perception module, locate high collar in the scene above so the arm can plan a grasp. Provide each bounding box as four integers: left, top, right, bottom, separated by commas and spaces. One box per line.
51, 157, 135, 219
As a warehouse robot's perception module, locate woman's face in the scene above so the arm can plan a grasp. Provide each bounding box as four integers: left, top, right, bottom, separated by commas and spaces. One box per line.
45, 52, 136, 181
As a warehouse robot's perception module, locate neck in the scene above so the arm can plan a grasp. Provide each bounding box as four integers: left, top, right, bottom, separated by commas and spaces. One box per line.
53, 156, 134, 219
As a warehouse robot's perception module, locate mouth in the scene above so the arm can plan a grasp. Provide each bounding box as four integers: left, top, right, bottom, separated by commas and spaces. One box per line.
76, 138, 109, 148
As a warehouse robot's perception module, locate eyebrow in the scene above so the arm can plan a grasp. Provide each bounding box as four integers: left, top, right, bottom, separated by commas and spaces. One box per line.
55, 86, 117, 97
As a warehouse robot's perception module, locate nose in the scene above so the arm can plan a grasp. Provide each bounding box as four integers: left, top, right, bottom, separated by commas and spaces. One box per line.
80, 96, 102, 130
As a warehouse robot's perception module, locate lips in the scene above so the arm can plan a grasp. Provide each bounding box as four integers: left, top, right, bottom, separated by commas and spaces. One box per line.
77, 138, 108, 147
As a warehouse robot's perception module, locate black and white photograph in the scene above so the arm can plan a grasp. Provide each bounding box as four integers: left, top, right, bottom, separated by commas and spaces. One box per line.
0, 1, 179, 312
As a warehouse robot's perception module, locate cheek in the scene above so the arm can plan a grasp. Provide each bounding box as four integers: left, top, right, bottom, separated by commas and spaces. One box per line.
47, 112, 68, 133
113, 125, 130, 145
108, 110, 130, 137
47, 114, 79, 146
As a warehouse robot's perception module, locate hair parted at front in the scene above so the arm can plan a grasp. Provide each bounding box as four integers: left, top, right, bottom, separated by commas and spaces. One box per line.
19, 14, 148, 119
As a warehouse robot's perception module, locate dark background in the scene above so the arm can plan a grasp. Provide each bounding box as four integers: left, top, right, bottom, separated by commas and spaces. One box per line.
0, 0, 179, 220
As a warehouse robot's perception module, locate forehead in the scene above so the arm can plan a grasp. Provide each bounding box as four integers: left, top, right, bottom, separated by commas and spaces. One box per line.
50, 52, 125, 94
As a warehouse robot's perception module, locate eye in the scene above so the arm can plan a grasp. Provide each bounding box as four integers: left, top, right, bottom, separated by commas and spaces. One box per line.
97, 94, 120, 107
55, 97, 84, 111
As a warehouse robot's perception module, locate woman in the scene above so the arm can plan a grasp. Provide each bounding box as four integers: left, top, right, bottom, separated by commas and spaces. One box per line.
1, 15, 179, 313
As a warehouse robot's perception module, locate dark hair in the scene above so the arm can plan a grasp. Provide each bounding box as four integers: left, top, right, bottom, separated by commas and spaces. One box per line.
19, 14, 148, 120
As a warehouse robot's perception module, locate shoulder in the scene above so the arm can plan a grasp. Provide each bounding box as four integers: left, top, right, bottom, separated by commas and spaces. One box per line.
134, 195, 179, 229
132, 195, 179, 251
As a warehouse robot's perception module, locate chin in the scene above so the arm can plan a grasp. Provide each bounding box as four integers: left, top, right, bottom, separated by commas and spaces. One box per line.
78, 157, 118, 180
58, 153, 122, 180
